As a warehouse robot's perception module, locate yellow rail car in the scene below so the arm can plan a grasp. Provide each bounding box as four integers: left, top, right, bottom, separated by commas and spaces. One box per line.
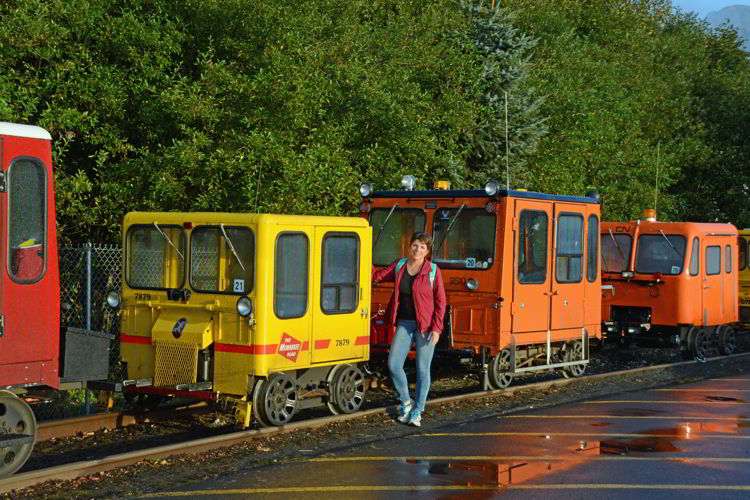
739, 230, 750, 327
112, 212, 372, 426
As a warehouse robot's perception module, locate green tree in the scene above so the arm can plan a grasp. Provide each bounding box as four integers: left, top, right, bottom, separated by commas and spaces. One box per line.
459, 1, 547, 189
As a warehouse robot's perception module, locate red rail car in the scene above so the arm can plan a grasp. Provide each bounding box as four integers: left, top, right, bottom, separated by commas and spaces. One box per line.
359, 178, 601, 389
601, 210, 738, 358
0, 122, 112, 477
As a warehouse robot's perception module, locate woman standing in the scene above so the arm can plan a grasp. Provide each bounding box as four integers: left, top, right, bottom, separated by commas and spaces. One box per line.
372, 232, 446, 426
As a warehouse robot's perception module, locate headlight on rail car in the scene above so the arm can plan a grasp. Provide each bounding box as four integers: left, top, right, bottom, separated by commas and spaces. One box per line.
401, 175, 416, 191
236, 296, 253, 317
466, 279, 479, 291
621, 271, 635, 279
359, 183, 374, 197
484, 180, 499, 197
106, 290, 121, 308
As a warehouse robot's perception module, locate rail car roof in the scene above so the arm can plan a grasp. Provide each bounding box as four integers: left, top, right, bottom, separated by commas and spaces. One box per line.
0, 122, 51, 140
124, 211, 369, 227
369, 188, 599, 204
602, 220, 737, 233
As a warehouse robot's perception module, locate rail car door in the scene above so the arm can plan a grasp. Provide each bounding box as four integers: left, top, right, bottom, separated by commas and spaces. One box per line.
512, 200, 552, 333
311, 226, 371, 363
273, 227, 313, 366
550, 204, 586, 330
702, 237, 725, 325
0, 132, 60, 387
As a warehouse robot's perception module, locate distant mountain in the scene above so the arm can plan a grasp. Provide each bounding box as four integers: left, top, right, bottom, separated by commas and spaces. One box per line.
706, 5, 750, 51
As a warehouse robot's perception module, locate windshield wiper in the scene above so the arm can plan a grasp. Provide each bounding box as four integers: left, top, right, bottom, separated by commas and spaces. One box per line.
434, 203, 467, 256
608, 229, 626, 264
373, 204, 399, 249
153, 222, 184, 260
221, 224, 246, 272
601, 245, 610, 272
659, 229, 683, 261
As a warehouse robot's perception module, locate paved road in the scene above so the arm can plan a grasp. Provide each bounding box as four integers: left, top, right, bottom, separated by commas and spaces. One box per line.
139, 375, 750, 499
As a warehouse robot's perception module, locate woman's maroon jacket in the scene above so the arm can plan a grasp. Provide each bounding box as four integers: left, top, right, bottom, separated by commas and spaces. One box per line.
372, 258, 447, 335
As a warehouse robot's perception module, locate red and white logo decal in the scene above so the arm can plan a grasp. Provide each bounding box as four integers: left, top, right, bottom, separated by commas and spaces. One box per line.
278, 332, 302, 362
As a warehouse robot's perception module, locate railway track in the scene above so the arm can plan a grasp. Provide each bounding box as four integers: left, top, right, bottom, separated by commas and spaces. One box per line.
35, 404, 210, 442
4, 350, 749, 494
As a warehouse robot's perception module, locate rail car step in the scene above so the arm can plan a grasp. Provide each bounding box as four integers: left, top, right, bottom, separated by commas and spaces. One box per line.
174, 381, 212, 392
0, 433, 34, 447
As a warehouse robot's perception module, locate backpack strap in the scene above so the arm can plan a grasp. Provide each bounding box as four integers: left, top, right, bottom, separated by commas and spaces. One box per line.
395, 258, 408, 273
397, 258, 437, 288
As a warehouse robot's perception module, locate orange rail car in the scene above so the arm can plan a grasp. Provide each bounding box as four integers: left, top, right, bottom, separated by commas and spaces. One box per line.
359, 178, 601, 389
601, 210, 738, 358
737, 230, 750, 327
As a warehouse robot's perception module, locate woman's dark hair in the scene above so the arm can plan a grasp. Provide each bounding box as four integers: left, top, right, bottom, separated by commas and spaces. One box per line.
410, 232, 433, 252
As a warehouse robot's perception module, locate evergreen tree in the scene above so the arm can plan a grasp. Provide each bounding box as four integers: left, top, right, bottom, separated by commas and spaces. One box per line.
458, 1, 546, 190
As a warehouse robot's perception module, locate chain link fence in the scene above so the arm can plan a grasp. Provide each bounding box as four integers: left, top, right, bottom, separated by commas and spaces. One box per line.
33, 244, 123, 421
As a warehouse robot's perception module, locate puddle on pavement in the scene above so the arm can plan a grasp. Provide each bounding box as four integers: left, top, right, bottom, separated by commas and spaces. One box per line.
704, 395, 747, 403
397, 415, 749, 493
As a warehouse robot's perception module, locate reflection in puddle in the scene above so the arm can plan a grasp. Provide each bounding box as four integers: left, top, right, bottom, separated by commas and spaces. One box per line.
704, 396, 747, 403
406, 442, 599, 489
398, 415, 749, 495
600, 438, 682, 454
402, 416, 748, 491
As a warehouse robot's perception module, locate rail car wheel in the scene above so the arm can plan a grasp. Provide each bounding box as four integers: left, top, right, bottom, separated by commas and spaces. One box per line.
327, 364, 366, 415
251, 379, 272, 427
689, 328, 711, 359
123, 392, 166, 411
259, 373, 298, 426
488, 349, 513, 389
562, 341, 586, 378
0, 390, 37, 478
717, 325, 737, 356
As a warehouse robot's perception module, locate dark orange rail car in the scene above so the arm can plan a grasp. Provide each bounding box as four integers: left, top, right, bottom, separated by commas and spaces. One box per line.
359, 179, 601, 389
601, 211, 738, 358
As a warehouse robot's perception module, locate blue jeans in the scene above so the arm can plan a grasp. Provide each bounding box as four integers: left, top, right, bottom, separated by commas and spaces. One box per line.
388, 319, 436, 412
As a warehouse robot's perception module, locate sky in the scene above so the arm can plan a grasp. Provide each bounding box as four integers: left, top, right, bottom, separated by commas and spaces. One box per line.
671, 1, 748, 17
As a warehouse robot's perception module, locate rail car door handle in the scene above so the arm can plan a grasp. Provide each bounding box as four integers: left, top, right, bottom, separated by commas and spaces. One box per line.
543, 291, 559, 296
360, 308, 369, 317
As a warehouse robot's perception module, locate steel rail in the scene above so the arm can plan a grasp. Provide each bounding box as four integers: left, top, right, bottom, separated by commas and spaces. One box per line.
3, 351, 749, 494
35, 403, 210, 442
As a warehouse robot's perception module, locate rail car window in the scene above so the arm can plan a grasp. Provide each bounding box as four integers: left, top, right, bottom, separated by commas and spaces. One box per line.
518, 210, 548, 284
587, 215, 598, 282
190, 226, 255, 294
725, 245, 732, 273
126, 225, 186, 289
432, 208, 496, 270
690, 237, 700, 276
635, 234, 686, 275
370, 208, 425, 267
275, 232, 309, 319
706, 245, 721, 275
739, 237, 747, 271
556, 214, 583, 283
321, 233, 359, 314
601, 233, 632, 273
8, 158, 46, 283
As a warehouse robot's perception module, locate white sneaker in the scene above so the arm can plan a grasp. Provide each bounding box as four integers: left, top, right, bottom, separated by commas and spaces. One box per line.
396, 400, 413, 423
408, 408, 422, 427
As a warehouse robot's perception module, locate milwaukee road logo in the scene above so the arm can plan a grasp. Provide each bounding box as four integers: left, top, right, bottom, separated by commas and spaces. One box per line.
278, 332, 302, 362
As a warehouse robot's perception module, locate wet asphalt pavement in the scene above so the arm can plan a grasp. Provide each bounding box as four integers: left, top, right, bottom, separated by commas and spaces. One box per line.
133, 374, 750, 499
